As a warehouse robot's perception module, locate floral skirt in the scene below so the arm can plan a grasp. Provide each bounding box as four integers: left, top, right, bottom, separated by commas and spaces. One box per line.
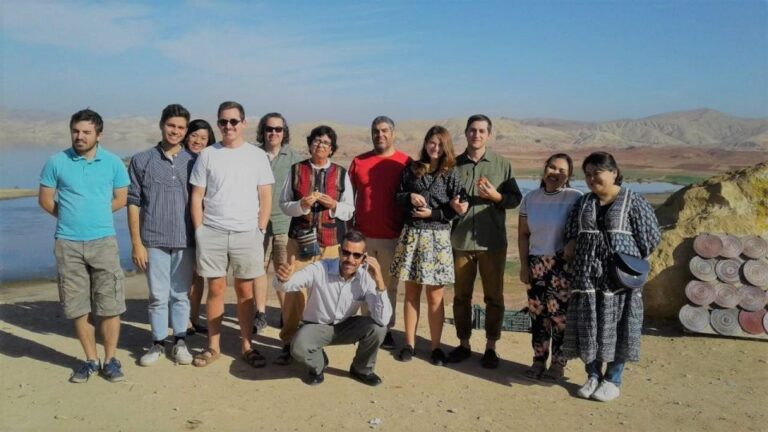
390, 226, 454, 285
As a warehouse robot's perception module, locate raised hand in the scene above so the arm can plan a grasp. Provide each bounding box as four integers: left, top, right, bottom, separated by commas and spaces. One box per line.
476, 176, 501, 202
364, 256, 387, 292
276, 255, 296, 283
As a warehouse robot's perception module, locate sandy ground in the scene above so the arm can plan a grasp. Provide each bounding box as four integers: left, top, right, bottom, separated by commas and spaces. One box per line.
0, 272, 766, 432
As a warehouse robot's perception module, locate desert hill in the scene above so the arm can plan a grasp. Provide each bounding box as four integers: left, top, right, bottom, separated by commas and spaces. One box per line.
2, 108, 765, 154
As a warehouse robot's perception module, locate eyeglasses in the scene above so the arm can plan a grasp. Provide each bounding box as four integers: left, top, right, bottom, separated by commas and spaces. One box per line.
265, 126, 284, 133
340, 249, 365, 260
311, 138, 332, 147
217, 118, 241, 127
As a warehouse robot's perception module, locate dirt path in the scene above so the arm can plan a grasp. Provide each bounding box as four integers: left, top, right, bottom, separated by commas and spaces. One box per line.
0, 274, 765, 432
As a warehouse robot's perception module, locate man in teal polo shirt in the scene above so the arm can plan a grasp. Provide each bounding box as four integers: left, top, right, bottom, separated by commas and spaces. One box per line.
447, 114, 522, 369
39, 109, 130, 383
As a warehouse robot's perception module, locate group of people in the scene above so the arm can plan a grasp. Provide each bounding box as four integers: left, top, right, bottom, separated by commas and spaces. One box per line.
39, 103, 660, 402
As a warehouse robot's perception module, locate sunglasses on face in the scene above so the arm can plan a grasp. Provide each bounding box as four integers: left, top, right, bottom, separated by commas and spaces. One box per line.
217, 118, 241, 127
265, 126, 284, 133
340, 249, 365, 260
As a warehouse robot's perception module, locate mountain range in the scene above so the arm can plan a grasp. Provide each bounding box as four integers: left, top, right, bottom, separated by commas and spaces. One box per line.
1, 108, 766, 154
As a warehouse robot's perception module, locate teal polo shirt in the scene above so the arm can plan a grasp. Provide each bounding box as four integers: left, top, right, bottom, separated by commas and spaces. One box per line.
39, 146, 130, 241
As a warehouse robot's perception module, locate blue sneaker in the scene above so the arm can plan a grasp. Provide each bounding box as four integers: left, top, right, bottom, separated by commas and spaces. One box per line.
100, 358, 125, 382
69, 359, 100, 383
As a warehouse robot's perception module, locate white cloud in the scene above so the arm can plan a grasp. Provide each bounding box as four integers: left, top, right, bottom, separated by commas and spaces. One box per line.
1, 1, 155, 53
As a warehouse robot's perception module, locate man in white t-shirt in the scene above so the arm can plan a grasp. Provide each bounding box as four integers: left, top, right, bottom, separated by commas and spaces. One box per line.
189, 101, 275, 368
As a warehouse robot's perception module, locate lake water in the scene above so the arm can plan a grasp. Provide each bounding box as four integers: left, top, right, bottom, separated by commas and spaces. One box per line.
0, 179, 682, 283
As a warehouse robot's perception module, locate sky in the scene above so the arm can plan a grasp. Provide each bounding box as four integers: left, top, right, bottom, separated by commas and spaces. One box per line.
1, 0, 766, 124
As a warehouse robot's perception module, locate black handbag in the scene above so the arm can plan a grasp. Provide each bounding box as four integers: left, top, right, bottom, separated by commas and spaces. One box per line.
601, 191, 649, 291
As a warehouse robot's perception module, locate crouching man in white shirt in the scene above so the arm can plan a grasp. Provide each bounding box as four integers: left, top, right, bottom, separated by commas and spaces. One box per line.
275, 230, 392, 386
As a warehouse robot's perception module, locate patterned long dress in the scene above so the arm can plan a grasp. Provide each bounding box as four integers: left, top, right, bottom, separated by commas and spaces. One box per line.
562, 188, 661, 363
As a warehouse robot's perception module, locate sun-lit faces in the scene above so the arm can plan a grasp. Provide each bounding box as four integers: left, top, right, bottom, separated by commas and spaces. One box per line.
217, 108, 245, 143
161, 117, 188, 147
371, 123, 394, 155
310, 134, 333, 162
339, 239, 366, 278
465, 120, 491, 151
264, 117, 285, 148
187, 130, 209, 153
542, 158, 570, 192
583, 164, 618, 195
70, 121, 101, 156
425, 136, 444, 163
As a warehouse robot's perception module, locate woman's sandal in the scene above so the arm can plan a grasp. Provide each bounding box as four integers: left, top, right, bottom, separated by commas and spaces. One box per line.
524, 361, 546, 380
242, 349, 267, 368
193, 348, 220, 367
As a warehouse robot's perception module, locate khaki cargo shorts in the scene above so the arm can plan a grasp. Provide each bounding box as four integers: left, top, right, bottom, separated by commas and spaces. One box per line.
54, 236, 126, 319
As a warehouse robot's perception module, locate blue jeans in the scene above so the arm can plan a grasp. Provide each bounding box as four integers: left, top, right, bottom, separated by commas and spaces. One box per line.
147, 247, 194, 341
585, 360, 626, 386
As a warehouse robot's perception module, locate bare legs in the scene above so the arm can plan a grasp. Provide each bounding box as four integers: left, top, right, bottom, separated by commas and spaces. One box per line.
206, 276, 254, 354
73, 313, 120, 360
403, 281, 444, 350
188, 273, 205, 328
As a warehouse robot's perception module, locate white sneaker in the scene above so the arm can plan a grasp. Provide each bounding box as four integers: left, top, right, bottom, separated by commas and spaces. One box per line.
139, 343, 165, 366
577, 377, 600, 399
172, 340, 193, 365
591, 380, 621, 402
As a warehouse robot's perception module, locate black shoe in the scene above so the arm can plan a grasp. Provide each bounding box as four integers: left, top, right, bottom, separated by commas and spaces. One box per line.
274, 344, 292, 365
349, 366, 382, 387
446, 345, 472, 363
323, 349, 329, 368
480, 349, 500, 369
430, 348, 447, 366
304, 371, 324, 385
396, 345, 415, 362
186, 322, 208, 336
380, 331, 395, 350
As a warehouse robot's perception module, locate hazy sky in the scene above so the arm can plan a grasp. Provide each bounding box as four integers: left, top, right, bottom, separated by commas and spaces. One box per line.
2, 0, 766, 124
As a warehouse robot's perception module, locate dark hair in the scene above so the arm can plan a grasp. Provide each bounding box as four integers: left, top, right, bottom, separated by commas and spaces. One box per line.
371, 115, 395, 131
306, 125, 338, 157
256, 112, 290, 145
160, 104, 190, 126
465, 114, 493, 134
343, 229, 366, 246
539, 153, 574, 188
184, 119, 216, 148
70, 109, 103, 134
582, 151, 623, 185
412, 125, 456, 177
218, 101, 245, 119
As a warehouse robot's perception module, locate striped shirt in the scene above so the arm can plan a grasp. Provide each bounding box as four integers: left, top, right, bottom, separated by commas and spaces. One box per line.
127, 145, 197, 249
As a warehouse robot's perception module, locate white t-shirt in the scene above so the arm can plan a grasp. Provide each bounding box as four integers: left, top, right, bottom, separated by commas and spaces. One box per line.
519, 187, 582, 256
190, 142, 275, 232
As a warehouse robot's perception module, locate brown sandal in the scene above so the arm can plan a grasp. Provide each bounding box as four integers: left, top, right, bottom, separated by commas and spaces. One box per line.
193, 348, 220, 367
242, 348, 266, 368
524, 361, 546, 380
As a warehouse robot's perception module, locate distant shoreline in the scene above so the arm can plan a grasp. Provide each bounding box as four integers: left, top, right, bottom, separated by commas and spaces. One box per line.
0, 188, 36, 201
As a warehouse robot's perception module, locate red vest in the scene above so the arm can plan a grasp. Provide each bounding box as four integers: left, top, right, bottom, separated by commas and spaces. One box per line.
289, 160, 347, 247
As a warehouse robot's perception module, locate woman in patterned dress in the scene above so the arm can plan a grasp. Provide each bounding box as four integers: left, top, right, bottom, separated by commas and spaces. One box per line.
563, 152, 661, 402
390, 126, 466, 365
518, 153, 582, 380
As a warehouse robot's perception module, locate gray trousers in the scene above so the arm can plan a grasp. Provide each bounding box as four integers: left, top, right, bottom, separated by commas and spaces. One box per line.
291, 316, 387, 375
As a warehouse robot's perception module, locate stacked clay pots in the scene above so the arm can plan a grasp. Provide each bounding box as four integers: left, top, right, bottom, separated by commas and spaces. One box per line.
679, 233, 768, 339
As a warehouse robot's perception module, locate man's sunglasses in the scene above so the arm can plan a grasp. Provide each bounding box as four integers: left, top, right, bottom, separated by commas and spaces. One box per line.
217, 118, 242, 127
340, 249, 365, 260
265, 126, 284, 133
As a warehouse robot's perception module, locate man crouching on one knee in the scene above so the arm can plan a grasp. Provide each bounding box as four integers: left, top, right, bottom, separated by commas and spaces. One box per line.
275, 230, 392, 386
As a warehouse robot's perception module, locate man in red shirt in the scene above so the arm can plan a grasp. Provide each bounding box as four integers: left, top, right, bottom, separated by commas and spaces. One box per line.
349, 116, 412, 349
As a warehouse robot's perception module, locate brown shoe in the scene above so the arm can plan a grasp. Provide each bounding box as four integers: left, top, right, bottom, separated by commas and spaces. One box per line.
541, 363, 565, 381
524, 360, 546, 380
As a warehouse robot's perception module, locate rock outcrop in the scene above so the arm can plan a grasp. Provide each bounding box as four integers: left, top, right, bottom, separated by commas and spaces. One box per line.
645, 161, 768, 319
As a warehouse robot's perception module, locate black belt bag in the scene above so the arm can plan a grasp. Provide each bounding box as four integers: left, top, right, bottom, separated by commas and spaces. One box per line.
607, 251, 649, 291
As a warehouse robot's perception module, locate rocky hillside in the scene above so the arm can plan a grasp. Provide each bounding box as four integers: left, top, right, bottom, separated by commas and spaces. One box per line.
644, 161, 768, 319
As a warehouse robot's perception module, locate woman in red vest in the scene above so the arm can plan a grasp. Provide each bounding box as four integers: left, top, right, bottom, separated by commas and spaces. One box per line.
390, 126, 467, 366
277, 125, 355, 362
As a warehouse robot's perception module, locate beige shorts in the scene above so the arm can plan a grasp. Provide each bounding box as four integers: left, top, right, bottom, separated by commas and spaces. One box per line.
54, 237, 126, 319
195, 225, 265, 279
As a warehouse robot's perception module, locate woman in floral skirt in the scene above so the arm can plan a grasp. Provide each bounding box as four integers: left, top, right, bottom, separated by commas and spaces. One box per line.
390, 126, 466, 366
518, 153, 582, 380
